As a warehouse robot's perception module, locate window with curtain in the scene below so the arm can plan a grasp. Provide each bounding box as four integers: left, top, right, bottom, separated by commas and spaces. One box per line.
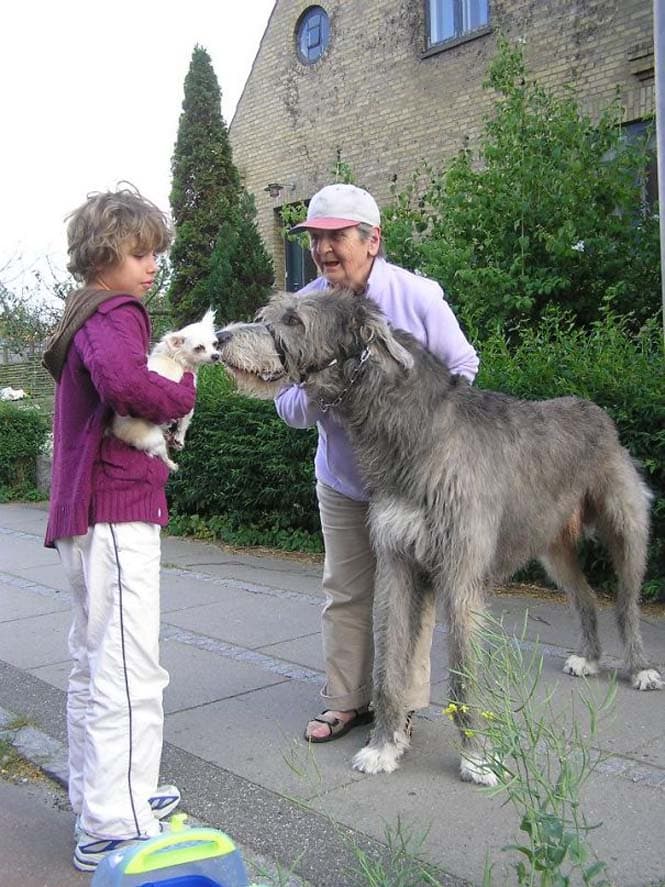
427, 0, 489, 48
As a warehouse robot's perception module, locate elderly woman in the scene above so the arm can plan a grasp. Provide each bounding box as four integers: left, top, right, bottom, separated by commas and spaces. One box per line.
275, 183, 479, 742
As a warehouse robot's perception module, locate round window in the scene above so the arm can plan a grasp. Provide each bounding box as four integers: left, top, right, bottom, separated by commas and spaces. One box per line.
296, 6, 330, 65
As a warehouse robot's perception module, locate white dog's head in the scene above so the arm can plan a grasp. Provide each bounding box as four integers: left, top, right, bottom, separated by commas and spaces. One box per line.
157, 309, 221, 372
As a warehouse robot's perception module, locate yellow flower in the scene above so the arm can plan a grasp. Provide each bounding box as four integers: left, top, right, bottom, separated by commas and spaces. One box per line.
481, 710, 496, 721
443, 702, 470, 719
463, 728, 476, 738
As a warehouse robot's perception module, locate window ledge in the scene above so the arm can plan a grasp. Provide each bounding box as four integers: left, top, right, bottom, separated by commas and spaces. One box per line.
422, 24, 492, 59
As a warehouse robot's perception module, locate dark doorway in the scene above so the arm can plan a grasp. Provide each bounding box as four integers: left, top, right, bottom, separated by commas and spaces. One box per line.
285, 237, 318, 292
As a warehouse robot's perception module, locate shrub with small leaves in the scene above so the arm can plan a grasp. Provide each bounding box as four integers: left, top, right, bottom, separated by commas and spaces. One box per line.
166, 366, 322, 551
0, 403, 50, 500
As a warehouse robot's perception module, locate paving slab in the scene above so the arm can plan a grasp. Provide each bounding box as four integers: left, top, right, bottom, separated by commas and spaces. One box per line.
161, 637, 290, 714
0, 580, 69, 621
490, 592, 665, 662
0, 609, 73, 668
165, 679, 374, 801
0, 533, 60, 571
28, 658, 71, 692
12, 561, 72, 593
164, 589, 322, 649
256, 631, 326, 672
162, 536, 323, 595
0, 778, 88, 887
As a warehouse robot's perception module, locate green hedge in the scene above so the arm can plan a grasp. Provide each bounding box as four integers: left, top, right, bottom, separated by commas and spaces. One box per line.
167, 309, 664, 597
167, 367, 321, 552
0, 402, 50, 500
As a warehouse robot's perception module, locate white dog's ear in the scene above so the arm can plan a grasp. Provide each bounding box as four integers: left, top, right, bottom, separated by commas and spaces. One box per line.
201, 307, 216, 327
165, 333, 185, 352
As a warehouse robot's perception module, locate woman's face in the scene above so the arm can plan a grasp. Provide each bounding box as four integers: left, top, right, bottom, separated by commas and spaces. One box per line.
309, 225, 381, 292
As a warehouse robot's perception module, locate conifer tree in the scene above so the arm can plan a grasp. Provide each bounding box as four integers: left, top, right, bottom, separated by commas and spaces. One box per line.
208, 191, 274, 324
169, 45, 273, 325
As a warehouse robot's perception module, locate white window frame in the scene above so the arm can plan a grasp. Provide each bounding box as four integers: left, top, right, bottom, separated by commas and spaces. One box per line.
426, 0, 490, 50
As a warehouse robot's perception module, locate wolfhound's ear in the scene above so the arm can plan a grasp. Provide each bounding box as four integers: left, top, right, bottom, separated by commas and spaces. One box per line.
361, 315, 414, 370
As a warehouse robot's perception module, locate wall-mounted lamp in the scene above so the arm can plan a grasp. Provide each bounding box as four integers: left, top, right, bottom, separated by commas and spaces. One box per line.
264, 182, 285, 198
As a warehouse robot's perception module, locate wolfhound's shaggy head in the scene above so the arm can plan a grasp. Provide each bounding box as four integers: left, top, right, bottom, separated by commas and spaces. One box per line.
216, 289, 412, 399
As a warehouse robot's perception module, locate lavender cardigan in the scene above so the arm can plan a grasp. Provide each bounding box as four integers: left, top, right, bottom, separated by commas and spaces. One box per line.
45, 296, 196, 547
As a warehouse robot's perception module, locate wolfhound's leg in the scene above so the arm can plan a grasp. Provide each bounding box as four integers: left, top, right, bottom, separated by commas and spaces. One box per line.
540, 538, 601, 678
442, 580, 498, 787
352, 553, 422, 775
596, 465, 663, 690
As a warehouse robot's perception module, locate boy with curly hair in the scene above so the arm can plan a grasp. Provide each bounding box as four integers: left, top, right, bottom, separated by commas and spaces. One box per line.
43, 185, 195, 871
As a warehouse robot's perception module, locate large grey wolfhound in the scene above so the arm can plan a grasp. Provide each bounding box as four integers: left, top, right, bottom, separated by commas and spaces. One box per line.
217, 289, 662, 785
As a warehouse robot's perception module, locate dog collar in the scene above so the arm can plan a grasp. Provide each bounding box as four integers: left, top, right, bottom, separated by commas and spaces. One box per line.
316, 343, 372, 413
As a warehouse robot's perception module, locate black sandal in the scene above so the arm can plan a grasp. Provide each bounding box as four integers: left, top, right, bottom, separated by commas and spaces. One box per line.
304, 708, 374, 743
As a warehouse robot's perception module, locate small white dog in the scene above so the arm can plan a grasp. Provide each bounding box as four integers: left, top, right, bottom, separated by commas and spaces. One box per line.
112, 309, 220, 470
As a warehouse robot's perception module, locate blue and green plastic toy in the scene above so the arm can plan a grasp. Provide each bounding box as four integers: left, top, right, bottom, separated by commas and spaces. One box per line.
91, 815, 267, 887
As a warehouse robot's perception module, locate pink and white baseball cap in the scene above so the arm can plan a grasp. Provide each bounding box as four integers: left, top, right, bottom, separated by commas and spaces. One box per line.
291, 184, 381, 231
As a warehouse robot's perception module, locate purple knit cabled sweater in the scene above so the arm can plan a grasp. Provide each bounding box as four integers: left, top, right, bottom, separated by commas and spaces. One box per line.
45, 295, 196, 548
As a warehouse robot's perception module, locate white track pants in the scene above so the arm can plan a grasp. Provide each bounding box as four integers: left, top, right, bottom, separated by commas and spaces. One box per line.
56, 522, 168, 840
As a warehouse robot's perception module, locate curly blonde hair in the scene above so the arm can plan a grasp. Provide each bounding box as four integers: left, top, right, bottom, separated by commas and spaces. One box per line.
66, 183, 172, 282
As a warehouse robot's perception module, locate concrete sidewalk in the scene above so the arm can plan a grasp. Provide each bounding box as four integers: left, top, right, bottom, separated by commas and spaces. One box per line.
0, 501, 663, 886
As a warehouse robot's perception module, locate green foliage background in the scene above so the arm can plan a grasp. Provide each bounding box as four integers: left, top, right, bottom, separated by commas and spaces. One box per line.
207, 190, 275, 324
166, 366, 321, 552
382, 39, 660, 337
0, 404, 49, 500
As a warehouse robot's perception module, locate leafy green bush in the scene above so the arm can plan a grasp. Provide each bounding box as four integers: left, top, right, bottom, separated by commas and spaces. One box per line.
0, 403, 50, 500
166, 366, 322, 551
477, 308, 665, 599
383, 38, 660, 337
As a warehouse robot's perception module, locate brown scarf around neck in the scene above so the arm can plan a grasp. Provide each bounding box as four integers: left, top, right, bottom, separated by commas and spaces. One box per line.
42, 287, 132, 381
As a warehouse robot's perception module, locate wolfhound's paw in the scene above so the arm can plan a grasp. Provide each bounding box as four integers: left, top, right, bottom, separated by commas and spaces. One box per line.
563, 655, 599, 677
352, 742, 404, 775
460, 752, 499, 787
632, 668, 664, 691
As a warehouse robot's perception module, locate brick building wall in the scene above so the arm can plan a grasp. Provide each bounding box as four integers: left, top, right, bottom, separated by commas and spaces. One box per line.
229, 0, 654, 287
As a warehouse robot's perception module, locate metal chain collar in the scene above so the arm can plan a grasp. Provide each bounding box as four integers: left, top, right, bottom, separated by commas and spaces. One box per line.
316, 345, 372, 414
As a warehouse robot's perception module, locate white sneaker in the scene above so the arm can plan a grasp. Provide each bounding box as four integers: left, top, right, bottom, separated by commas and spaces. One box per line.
147, 784, 181, 820
73, 831, 146, 872
73, 784, 181, 840
73, 820, 172, 872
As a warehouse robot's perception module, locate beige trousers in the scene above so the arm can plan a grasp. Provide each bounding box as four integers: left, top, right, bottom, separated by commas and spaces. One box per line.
317, 482, 434, 712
